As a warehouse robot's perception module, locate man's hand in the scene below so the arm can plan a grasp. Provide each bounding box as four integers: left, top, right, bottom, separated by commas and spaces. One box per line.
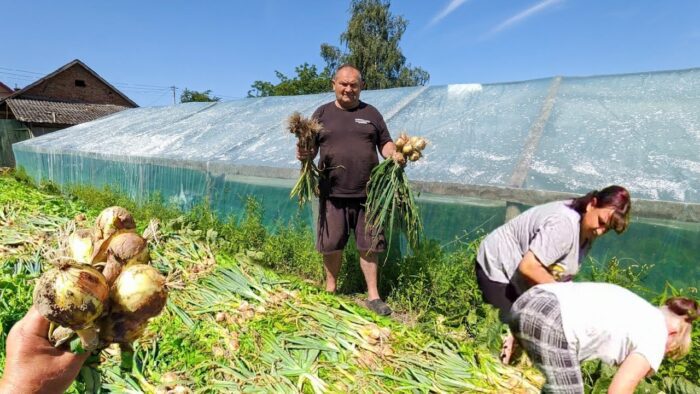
296, 142, 317, 161
0, 307, 89, 394
391, 150, 406, 167
381, 141, 405, 167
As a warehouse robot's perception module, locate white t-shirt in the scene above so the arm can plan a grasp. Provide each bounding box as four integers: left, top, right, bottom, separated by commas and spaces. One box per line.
477, 200, 588, 293
535, 282, 667, 371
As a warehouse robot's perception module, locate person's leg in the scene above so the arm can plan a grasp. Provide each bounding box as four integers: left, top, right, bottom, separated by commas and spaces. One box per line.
511, 289, 584, 394
475, 264, 516, 323
359, 250, 380, 300
354, 199, 391, 315
323, 251, 343, 292
316, 198, 349, 293
475, 264, 523, 363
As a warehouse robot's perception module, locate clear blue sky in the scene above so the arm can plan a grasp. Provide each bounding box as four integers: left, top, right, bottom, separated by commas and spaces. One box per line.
3, 1, 699, 106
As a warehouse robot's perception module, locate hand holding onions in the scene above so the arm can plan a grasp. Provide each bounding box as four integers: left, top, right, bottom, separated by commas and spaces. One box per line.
33, 206, 167, 353
365, 132, 428, 249
288, 112, 322, 207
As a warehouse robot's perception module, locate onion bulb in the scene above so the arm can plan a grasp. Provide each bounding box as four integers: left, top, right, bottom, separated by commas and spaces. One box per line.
413, 137, 427, 151
68, 229, 96, 264
97, 313, 149, 344
402, 144, 413, 155
108, 232, 149, 265
96, 206, 136, 240
409, 151, 422, 162
34, 264, 108, 329
395, 136, 406, 149
111, 264, 167, 320
34, 264, 109, 350
91, 228, 136, 264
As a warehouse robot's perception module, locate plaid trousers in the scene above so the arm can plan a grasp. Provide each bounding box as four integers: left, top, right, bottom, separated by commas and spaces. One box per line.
510, 288, 583, 394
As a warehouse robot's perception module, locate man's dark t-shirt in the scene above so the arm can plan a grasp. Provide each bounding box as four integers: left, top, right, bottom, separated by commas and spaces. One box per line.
313, 101, 392, 198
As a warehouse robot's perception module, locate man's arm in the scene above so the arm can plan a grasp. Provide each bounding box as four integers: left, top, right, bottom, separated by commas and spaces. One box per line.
608, 353, 651, 394
517, 251, 556, 286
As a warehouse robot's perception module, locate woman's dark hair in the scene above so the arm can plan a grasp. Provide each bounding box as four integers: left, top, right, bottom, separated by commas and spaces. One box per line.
568, 185, 631, 234
666, 297, 700, 323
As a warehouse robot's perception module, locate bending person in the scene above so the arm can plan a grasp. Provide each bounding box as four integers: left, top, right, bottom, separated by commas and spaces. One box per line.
475, 185, 631, 361
510, 282, 697, 393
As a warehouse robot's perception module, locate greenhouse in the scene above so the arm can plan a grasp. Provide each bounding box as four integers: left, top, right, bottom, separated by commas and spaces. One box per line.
13, 67, 700, 291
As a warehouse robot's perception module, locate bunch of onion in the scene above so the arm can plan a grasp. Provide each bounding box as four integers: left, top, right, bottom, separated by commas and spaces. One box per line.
35, 206, 167, 353
287, 112, 323, 206
365, 132, 428, 249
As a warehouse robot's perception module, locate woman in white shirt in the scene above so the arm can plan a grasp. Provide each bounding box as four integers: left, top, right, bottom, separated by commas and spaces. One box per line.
510, 282, 697, 393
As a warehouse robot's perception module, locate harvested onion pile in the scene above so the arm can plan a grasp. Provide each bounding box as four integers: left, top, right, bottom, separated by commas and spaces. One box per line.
287, 112, 323, 206
33, 206, 167, 352
365, 133, 427, 249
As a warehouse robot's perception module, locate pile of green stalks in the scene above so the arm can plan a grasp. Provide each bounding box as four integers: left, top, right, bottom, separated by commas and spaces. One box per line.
3, 172, 699, 393
0, 173, 542, 393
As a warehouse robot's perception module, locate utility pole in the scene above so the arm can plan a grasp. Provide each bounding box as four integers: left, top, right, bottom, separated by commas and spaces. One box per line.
171, 86, 177, 105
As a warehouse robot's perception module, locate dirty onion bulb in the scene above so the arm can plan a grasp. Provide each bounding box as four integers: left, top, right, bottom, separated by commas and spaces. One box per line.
95, 206, 136, 240
98, 232, 150, 285
111, 264, 167, 320
33, 264, 109, 350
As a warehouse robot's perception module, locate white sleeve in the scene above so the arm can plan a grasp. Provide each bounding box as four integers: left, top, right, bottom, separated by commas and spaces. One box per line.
630, 319, 667, 372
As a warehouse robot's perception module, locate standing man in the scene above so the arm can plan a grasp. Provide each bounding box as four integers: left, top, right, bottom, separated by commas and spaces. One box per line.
297, 64, 403, 316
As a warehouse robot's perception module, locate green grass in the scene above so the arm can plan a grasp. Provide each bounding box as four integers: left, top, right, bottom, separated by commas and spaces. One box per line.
2, 170, 699, 393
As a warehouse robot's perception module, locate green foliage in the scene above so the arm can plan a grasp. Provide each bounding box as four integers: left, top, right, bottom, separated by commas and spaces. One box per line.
323, 0, 430, 89
3, 174, 699, 392
217, 197, 268, 255
0, 273, 36, 374
180, 88, 221, 103
579, 256, 655, 297
248, 63, 332, 97
249, 0, 429, 96
261, 218, 323, 281
67, 184, 181, 232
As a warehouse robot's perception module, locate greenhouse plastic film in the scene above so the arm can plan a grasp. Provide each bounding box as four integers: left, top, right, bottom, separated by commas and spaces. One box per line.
12, 68, 700, 292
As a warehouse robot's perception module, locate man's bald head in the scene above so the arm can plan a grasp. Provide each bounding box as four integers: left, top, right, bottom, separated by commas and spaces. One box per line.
333, 64, 363, 82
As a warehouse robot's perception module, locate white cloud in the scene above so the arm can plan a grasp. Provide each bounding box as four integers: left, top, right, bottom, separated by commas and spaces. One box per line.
427, 0, 469, 28
484, 0, 563, 38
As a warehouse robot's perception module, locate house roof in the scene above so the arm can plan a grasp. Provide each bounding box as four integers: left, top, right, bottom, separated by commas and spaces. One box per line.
0, 59, 138, 107
5, 98, 129, 125
0, 81, 12, 93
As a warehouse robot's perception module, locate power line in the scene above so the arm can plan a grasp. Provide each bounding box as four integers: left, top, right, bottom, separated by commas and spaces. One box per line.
0, 66, 45, 76
0, 64, 243, 102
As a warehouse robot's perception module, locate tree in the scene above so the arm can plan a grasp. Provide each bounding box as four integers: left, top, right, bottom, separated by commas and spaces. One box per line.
322, 0, 429, 90
180, 89, 221, 103
248, 63, 331, 97
248, 0, 428, 97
